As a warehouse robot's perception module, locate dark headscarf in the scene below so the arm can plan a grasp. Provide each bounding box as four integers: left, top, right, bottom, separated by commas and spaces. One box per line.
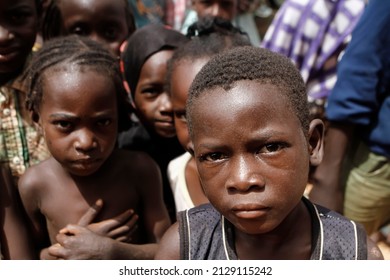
120, 24, 189, 100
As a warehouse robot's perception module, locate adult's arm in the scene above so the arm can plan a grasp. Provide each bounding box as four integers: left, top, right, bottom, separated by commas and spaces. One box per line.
0, 165, 35, 259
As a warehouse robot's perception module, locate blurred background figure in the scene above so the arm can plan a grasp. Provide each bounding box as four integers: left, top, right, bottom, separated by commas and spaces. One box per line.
261, 0, 366, 121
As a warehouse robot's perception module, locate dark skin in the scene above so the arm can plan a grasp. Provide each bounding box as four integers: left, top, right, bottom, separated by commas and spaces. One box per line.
133, 50, 176, 139
18, 68, 170, 259
1, 165, 35, 259
0, 0, 38, 85
155, 81, 383, 260
192, 0, 237, 21
57, 0, 130, 56
170, 59, 210, 208
310, 123, 390, 244
0, 0, 39, 259
309, 123, 354, 214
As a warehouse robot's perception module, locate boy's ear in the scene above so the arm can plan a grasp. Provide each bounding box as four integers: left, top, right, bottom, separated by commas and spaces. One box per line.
307, 119, 324, 167
187, 142, 195, 157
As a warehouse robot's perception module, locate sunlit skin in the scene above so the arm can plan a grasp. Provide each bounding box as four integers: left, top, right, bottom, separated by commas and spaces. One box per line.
171, 59, 209, 151
0, 0, 38, 80
133, 50, 176, 138
58, 0, 129, 56
190, 81, 323, 258
170, 58, 210, 206
18, 67, 170, 258
155, 73, 383, 260
39, 68, 118, 177
192, 0, 237, 21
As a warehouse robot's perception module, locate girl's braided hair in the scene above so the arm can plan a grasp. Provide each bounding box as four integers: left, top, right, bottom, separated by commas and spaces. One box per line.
24, 35, 132, 131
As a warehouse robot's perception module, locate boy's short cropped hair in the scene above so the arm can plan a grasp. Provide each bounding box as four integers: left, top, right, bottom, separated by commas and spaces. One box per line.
186, 46, 310, 135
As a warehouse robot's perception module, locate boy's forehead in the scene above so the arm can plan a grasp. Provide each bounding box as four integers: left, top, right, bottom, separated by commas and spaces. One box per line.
193, 81, 287, 106
189, 81, 294, 125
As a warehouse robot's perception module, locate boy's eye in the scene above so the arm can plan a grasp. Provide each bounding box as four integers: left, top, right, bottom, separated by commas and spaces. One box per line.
174, 111, 187, 123
259, 143, 286, 153
199, 152, 226, 162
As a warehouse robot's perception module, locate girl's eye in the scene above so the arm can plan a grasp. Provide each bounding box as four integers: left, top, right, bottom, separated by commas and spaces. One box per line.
54, 121, 72, 131
71, 26, 88, 36
103, 27, 117, 40
141, 88, 161, 96
97, 119, 112, 126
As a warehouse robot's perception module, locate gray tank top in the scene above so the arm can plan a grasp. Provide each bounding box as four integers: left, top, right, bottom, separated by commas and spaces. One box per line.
178, 198, 367, 260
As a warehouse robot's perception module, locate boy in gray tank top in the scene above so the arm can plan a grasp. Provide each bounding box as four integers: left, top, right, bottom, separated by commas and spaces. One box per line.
155, 46, 383, 260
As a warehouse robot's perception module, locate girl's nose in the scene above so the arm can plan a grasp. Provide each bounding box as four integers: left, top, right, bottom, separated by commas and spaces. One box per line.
159, 92, 173, 115
74, 130, 98, 153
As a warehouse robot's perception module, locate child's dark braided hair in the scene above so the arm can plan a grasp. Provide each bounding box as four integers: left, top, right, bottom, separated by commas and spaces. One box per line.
24, 35, 132, 131
165, 16, 252, 94
187, 46, 310, 135
41, 0, 136, 41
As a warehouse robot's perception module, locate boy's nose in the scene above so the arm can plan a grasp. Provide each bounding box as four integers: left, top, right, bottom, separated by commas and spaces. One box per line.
225, 156, 265, 193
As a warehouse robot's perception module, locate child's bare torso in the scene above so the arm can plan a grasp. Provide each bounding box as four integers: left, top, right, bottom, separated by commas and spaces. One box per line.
34, 150, 148, 245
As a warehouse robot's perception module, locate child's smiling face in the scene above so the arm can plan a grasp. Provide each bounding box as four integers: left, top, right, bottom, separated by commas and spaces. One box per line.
133, 50, 176, 138
190, 80, 316, 235
0, 0, 38, 75
38, 67, 118, 176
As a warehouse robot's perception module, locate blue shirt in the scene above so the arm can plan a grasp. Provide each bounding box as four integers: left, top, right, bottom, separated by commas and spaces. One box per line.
326, 0, 390, 158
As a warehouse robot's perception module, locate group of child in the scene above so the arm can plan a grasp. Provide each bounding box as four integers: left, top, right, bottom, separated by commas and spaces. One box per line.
0, 0, 386, 260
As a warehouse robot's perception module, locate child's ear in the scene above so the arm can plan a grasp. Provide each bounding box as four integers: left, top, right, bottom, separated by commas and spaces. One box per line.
307, 119, 324, 167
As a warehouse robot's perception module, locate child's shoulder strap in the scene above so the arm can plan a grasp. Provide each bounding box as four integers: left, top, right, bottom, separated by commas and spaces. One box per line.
306, 198, 368, 260
177, 203, 233, 260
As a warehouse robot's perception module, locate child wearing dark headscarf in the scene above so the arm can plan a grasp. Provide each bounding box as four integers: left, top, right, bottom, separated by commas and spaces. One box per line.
118, 24, 189, 221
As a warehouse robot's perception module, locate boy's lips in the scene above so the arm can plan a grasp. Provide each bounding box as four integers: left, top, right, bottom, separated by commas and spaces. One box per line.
232, 203, 270, 219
